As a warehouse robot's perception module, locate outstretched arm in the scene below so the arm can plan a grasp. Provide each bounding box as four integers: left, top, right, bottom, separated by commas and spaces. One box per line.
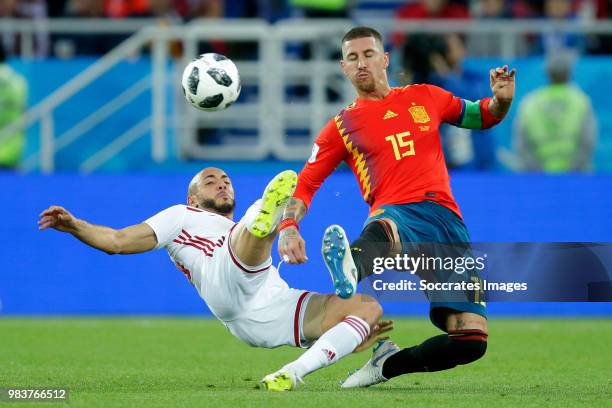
38, 205, 157, 255
278, 119, 348, 264
431, 65, 516, 130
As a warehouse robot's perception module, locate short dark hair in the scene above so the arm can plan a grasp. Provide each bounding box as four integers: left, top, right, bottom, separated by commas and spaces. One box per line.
342, 26, 384, 47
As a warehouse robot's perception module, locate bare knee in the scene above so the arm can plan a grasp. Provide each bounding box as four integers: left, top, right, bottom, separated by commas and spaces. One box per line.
318, 294, 383, 334
351, 294, 383, 327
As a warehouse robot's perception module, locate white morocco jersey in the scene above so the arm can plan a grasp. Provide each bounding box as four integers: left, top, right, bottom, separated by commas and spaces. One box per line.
143, 204, 314, 348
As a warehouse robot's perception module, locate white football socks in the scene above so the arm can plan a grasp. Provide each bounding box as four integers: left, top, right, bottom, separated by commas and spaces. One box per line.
282, 315, 370, 379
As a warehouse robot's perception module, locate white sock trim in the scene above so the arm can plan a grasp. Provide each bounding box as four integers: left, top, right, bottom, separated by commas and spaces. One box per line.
342, 315, 370, 343
284, 315, 370, 379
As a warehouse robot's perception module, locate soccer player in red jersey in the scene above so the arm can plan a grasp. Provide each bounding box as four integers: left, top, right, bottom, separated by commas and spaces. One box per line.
277, 27, 515, 387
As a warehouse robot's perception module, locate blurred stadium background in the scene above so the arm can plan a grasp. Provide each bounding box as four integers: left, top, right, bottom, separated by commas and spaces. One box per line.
2, 0, 612, 351
1, 1, 612, 406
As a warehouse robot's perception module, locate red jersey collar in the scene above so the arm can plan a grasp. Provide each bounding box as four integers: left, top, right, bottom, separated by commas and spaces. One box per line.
354, 87, 402, 108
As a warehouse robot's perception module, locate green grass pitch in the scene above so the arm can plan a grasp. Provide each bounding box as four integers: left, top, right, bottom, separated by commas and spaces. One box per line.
1, 318, 610, 407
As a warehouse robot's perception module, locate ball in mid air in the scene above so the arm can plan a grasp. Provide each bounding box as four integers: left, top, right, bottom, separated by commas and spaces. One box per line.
181, 53, 241, 112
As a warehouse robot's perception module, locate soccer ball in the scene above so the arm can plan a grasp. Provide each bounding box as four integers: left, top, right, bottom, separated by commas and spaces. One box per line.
181, 53, 241, 112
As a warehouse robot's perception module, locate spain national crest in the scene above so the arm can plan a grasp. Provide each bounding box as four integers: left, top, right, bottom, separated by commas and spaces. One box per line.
408, 105, 430, 124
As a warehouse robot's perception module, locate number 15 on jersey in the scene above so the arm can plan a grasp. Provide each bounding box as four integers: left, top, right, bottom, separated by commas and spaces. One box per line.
385, 132, 415, 160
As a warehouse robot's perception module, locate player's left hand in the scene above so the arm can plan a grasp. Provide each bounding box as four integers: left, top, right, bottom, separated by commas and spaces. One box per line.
38, 205, 78, 233
278, 226, 308, 264
353, 320, 394, 353
489, 65, 516, 103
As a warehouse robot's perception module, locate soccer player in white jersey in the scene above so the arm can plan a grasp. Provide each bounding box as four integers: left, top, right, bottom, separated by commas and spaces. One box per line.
38, 168, 392, 391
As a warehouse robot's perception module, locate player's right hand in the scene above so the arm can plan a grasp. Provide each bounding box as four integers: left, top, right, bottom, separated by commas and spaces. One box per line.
354, 320, 394, 353
278, 226, 308, 264
38, 206, 78, 233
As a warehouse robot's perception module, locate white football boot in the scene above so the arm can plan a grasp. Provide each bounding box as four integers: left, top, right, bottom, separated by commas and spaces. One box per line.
341, 339, 401, 388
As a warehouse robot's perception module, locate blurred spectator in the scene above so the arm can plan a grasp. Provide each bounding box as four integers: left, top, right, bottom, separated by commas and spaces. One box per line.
290, 0, 354, 78
514, 52, 597, 172
106, 0, 150, 18
188, 0, 223, 54
0, 0, 17, 16
586, 0, 612, 54
429, 33, 497, 169
0, 46, 27, 170
218, 0, 271, 19
47, 0, 69, 17
281, 0, 351, 103
594, 0, 610, 17
393, 0, 469, 45
469, 0, 539, 57
290, 0, 352, 18
538, 0, 585, 54
129, 0, 186, 20
399, 33, 447, 84
467, 0, 512, 56
395, 0, 469, 19
53, 0, 122, 57
0, 0, 49, 58
471, 0, 511, 18
131, 0, 188, 58
188, 0, 223, 19
393, 1, 469, 80
62, 0, 105, 19
511, 0, 540, 18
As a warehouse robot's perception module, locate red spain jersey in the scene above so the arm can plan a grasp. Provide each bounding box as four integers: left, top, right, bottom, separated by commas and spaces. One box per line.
293, 85, 500, 219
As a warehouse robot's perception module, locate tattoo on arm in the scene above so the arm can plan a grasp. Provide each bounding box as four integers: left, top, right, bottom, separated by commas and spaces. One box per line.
488, 97, 512, 118
283, 228, 299, 238
283, 198, 307, 222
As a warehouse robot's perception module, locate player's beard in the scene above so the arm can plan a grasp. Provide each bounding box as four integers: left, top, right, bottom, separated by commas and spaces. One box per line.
200, 197, 235, 216
353, 75, 376, 93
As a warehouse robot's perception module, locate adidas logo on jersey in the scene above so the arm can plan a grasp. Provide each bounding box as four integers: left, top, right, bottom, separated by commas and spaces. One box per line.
383, 110, 398, 120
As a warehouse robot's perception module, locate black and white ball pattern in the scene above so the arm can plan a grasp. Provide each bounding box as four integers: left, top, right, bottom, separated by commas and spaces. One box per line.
181, 53, 241, 112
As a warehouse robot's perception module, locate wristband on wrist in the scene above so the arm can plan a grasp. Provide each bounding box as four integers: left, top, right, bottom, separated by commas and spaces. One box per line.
278, 218, 299, 232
